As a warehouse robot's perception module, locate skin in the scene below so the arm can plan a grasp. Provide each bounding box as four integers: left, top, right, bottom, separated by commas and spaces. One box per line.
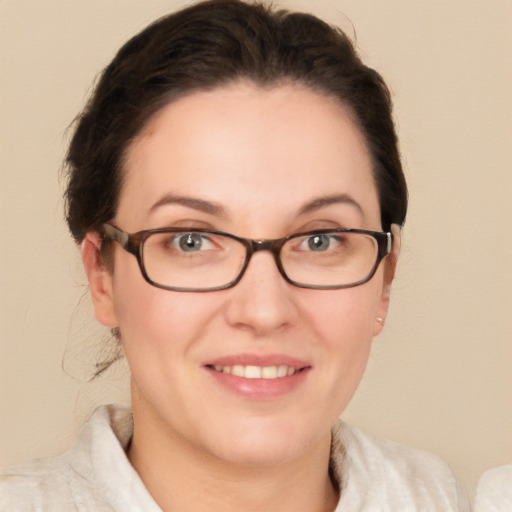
82, 82, 399, 512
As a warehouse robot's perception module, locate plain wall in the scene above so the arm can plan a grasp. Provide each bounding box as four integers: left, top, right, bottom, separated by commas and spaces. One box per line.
1, 0, 511, 494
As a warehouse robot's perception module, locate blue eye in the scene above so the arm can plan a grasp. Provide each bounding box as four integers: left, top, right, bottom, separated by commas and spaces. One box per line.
175, 233, 212, 252
306, 234, 332, 251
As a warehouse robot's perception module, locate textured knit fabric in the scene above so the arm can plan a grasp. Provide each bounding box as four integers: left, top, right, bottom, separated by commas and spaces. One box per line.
1, 404, 469, 511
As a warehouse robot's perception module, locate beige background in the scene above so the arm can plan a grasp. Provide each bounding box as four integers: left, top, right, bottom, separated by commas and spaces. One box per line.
1, 0, 511, 495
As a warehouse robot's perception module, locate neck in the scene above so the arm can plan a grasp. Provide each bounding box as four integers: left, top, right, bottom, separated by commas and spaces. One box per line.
128, 398, 339, 512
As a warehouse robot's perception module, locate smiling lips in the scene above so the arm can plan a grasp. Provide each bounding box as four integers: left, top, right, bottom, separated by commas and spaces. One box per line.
204, 356, 311, 398
209, 364, 299, 379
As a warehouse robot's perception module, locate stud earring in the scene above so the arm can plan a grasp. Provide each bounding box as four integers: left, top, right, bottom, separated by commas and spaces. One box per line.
376, 316, 384, 324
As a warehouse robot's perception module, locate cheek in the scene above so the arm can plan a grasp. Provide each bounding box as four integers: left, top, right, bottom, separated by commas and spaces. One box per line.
109, 257, 222, 363
109, 256, 179, 358
305, 275, 384, 345
315, 289, 375, 374
301, 279, 384, 408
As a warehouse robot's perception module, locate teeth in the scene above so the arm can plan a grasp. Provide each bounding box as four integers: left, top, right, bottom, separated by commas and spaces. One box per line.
211, 364, 298, 378
261, 366, 277, 379
245, 366, 261, 379
232, 365, 245, 377
277, 365, 288, 377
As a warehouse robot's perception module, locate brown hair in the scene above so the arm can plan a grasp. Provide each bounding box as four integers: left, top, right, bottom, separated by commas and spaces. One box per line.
64, 0, 407, 244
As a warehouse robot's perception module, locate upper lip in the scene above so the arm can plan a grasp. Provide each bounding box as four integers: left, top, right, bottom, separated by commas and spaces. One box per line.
204, 353, 311, 369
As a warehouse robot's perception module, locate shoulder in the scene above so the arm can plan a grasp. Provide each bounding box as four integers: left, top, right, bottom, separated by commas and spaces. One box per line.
0, 404, 151, 512
331, 420, 469, 511
473, 464, 512, 512
0, 453, 81, 511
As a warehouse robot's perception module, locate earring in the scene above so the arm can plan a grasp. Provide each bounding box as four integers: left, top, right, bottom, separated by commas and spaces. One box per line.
376, 316, 384, 324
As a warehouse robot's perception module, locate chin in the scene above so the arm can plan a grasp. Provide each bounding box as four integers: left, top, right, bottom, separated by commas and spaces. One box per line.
202, 416, 326, 467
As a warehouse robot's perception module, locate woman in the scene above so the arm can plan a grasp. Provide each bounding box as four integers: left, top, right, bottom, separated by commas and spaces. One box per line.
1, 1, 468, 510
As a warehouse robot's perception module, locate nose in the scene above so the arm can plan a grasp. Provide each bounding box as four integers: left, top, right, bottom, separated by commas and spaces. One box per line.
224, 250, 299, 336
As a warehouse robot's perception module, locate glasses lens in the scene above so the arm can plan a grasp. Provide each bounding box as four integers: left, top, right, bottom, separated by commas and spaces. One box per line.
142, 231, 246, 290
139, 229, 381, 291
281, 231, 379, 288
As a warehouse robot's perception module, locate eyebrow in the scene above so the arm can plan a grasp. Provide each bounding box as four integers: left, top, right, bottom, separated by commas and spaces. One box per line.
149, 192, 364, 219
298, 194, 365, 218
150, 194, 227, 216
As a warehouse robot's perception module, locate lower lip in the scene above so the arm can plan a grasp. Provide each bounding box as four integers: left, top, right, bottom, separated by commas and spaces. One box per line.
205, 367, 310, 399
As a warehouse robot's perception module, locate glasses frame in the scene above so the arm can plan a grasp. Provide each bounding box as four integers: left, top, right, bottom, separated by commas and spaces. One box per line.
101, 223, 393, 292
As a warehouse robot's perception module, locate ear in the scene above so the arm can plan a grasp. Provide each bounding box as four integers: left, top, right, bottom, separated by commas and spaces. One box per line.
373, 224, 401, 336
81, 232, 119, 328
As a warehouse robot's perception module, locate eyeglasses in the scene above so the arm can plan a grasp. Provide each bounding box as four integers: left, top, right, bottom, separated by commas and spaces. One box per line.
101, 223, 393, 292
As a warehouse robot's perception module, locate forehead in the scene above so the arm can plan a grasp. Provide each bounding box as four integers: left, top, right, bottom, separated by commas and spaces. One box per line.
119, 82, 380, 230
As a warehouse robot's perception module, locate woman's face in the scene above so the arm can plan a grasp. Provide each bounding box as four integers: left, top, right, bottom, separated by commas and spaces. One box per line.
86, 83, 393, 466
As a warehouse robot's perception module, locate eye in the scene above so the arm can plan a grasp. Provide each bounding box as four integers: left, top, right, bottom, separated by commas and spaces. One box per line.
299, 233, 339, 252
305, 234, 332, 252
173, 232, 215, 252
290, 232, 349, 254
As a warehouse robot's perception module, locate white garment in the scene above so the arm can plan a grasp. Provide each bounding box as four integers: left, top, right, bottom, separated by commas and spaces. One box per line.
1, 404, 468, 511
473, 464, 512, 512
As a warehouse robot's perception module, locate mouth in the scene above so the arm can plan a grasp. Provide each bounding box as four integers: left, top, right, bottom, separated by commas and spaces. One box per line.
206, 364, 304, 379
203, 355, 311, 399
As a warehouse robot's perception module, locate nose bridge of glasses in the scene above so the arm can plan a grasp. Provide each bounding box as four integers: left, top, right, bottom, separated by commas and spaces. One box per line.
245, 238, 286, 275
249, 238, 285, 258
250, 239, 273, 251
